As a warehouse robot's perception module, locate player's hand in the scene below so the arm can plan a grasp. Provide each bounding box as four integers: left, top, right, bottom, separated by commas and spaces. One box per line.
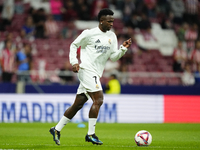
72, 64, 79, 73
123, 38, 132, 48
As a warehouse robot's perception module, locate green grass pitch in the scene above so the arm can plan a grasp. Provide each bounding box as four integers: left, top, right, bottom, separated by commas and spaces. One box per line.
0, 123, 199, 150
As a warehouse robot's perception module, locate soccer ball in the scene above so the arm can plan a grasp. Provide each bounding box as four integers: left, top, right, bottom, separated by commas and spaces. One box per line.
134, 130, 152, 146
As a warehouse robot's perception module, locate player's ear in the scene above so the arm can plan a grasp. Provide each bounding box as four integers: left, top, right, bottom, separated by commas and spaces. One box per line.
100, 19, 103, 24
100, 16, 105, 24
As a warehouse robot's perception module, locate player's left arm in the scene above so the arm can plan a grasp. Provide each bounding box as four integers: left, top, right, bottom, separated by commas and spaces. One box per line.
110, 36, 132, 62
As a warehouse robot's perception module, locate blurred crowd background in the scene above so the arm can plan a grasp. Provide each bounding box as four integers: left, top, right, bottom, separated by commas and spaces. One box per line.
0, 0, 200, 87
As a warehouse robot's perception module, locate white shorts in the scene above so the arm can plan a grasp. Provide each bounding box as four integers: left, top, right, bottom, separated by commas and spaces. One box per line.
77, 68, 102, 99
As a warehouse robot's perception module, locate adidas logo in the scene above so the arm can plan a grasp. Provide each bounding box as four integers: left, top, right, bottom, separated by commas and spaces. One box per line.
95, 39, 101, 43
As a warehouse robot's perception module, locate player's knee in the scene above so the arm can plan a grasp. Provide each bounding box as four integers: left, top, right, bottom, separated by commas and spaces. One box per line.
73, 93, 88, 110
95, 98, 103, 107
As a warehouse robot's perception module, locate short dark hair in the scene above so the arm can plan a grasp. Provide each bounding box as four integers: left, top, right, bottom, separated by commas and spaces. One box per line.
97, 8, 114, 21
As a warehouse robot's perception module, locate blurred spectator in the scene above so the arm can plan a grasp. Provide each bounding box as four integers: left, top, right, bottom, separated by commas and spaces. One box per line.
45, 15, 59, 38
189, 40, 200, 71
160, 12, 174, 29
172, 40, 188, 72
0, 33, 16, 77
104, 59, 120, 76
118, 64, 130, 85
0, 32, 16, 53
184, 24, 198, 52
181, 62, 195, 86
170, 0, 185, 25
61, 20, 77, 39
33, 8, 46, 39
50, 0, 65, 21
143, 0, 157, 19
125, 12, 140, 29
108, 0, 118, 10
0, 40, 15, 82
15, 0, 24, 14
32, 57, 47, 83
0, 0, 3, 13
194, 64, 200, 85
24, 43, 33, 71
0, 0, 15, 31
15, 44, 31, 82
63, 0, 78, 21
75, 0, 90, 20
184, 0, 199, 25
138, 13, 151, 30
58, 61, 74, 84
134, 0, 144, 13
27, 6, 36, 16
90, 0, 108, 20
105, 74, 121, 94
21, 16, 35, 39
121, 0, 135, 23
156, 0, 170, 17
176, 23, 189, 41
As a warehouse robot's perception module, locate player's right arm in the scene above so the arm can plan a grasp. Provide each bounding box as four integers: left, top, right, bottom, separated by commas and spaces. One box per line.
69, 30, 89, 72
72, 64, 79, 73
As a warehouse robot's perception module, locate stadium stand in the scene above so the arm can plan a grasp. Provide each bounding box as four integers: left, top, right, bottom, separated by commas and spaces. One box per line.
0, 0, 200, 86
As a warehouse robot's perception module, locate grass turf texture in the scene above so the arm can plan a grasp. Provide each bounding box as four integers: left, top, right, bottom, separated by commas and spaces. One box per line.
0, 123, 199, 150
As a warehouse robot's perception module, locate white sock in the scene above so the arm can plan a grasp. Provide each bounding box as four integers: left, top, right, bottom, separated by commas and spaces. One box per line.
88, 118, 97, 135
55, 116, 70, 131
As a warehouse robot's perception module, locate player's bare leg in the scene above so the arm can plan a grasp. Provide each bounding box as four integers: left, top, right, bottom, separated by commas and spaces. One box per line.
88, 91, 103, 118
85, 90, 103, 145
50, 93, 88, 145
64, 93, 88, 119
56, 93, 88, 130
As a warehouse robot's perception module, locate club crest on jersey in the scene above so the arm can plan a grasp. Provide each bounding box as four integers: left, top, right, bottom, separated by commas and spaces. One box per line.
108, 39, 111, 44
96, 84, 99, 89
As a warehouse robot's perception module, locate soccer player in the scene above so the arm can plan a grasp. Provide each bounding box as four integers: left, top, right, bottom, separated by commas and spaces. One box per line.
49, 8, 132, 145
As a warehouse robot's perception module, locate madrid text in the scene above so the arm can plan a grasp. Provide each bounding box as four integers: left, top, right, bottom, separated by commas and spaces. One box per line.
1, 102, 117, 123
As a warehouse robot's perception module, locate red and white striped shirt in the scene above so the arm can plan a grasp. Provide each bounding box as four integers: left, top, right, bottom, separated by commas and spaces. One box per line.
173, 48, 188, 60
173, 48, 188, 68
190, 49, 200, 63
45, 20, 59, 35
185, 29, 198, 50
185, 0, 199, 14
0, 48, 15, 72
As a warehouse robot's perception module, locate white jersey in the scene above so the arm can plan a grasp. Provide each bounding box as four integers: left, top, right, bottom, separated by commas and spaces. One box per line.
69, 27, 127, 77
